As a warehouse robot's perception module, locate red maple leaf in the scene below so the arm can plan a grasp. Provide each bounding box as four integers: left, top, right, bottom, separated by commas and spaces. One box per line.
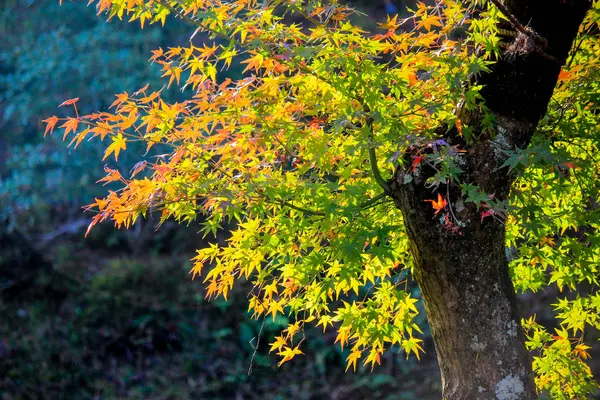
481, 209, 495, 223
411, 155, 424, 172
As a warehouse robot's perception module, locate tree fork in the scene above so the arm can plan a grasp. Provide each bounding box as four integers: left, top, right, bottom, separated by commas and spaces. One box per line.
390, 0, 591, 398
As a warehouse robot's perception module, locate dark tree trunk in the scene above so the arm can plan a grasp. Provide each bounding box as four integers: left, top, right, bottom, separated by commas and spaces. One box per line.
389, 1, 592, 398
393, 179, 536, 399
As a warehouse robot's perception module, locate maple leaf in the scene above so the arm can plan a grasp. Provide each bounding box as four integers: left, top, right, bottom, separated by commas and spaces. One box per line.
379, 14, 400, 30
455, 118, 463, 134
149, 47, 164, 62
85, 214, 103, 238
205, 278, 218, 299
283, 321, 301, 339
198, 43, 218, 59
42, 116, 59, 137
277, 346, 303, 366
407, 71, 418, 86
364, 348, 382, 371
109, 92, 129, 110
58, 97, 80, 107
267, 299, 284, 320
334, 326, 351, 349
540, 237, 556, 247
346, 350, 362, 372
269, 335, 287, 353
574, 344, 591, 360
97, 166, 123, 185
102, 133, 127, 161
562, 161, 581, 170
411, 155, 424, 172
402, 337, 424, 361
68, 128, 90, 149
316, 315, 333, 332
133, 83, 150, 96
480, 209, 495, 223
424, 193, 447, 215
60, 117, 79, 139
129, 160, 147, 178
90, 122, 113, 141
240, 52, 264, 73
419, 14, 442, 31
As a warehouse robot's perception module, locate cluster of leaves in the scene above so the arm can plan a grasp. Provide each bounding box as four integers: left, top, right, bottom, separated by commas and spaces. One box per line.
505, 6, 600, 396
48, 0, 492, 370
523, 299, 600, 400
46, 0, 600, 396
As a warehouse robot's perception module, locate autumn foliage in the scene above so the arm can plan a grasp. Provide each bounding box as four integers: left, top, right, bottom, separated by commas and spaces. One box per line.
46, 0, 600, 396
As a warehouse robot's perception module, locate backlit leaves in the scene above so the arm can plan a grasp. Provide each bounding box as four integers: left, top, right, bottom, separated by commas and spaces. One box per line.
42, 116, 59, 137
102, 133, 127, 161
50, 0, 600, 392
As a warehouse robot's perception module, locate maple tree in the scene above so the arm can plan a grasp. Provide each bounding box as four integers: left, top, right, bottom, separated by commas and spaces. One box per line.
46, 0, 600, 398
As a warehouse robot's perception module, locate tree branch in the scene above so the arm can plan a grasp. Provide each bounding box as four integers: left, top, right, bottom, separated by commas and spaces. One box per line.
280, 200, 325, 216
357, 192, 390, 210
366, 117, 391, 194
488, 0, 533, 38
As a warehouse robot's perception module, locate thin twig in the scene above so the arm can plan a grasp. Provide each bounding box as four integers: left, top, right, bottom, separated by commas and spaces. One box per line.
248, 315, 266, 376
445, 179, 461, 226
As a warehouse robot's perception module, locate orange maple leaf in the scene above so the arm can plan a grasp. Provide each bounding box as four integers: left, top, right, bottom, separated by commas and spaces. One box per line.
60, 117, 79, 139
109, 93, 129, 110
97, 166, 123, 185
58, 97, 80, 107
562, 161, 581, 170
558, 69, 572, 82
424, 193, 447, 215
42, 116, 59, 137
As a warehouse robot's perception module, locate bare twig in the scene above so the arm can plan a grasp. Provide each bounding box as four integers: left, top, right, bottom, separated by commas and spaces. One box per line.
248, 315, 266, 376
36, 219, 90, 247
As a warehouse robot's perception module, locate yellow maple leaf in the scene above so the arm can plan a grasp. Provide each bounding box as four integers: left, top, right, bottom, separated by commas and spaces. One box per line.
346, 350, 362, 372
277, 346, 303, 366
269, 335, 287, 353
103, 133, 127, 161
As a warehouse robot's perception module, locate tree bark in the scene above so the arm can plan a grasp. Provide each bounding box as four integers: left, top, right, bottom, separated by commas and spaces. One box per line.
389, 1, 591, 398
393, 179, 537, 399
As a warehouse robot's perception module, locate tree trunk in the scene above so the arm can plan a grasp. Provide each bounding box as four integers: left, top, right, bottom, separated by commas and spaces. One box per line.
392, 179, 536, 399
389, 1, 591, 398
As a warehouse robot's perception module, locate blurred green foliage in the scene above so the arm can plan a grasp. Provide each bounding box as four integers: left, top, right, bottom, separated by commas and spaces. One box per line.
0, 249, 436, 399
0, 0, 187, 228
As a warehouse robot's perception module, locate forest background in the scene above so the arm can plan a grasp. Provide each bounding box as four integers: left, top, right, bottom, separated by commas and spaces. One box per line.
0, 0, 598, 399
